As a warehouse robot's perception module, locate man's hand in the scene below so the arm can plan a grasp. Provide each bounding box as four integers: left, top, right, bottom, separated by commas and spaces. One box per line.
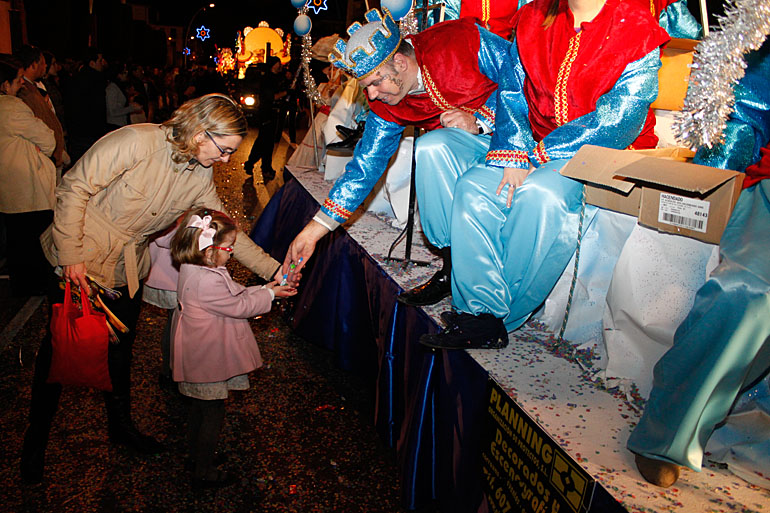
63, 262, 91, 294
439, 109, 478, 134
496, 165, 534, 208
273, 268, 302, 288
282, 220, 330, 280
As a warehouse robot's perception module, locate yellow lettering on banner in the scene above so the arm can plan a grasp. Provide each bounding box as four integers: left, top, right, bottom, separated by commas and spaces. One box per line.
491, 387, 500, 406
542, 440, 553, 464
489, 384, 579, 513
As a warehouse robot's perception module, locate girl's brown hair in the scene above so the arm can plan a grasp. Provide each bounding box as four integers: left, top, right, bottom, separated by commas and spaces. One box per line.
171, 208, 237, 267
542, 0, 561, 28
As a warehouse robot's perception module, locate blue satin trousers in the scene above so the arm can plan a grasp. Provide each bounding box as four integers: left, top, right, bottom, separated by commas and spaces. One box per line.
415, 128, 589, 331
627, 181, 770, 471
414, 128, 491, 247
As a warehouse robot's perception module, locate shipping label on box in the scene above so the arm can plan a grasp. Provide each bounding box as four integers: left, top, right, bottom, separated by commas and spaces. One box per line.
560, 145, 744, 244
657, 193, 709, 233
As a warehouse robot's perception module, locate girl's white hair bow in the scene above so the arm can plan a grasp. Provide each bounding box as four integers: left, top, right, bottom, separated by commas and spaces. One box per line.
188, 214, 217, 250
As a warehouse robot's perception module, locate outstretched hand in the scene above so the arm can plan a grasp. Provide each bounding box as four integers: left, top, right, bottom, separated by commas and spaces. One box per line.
281, 220, 330, 282
265, 280, 298, 298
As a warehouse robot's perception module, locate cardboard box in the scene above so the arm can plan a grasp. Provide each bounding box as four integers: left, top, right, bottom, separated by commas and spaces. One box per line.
560, 145, 744, 244
650, 38, 699, 112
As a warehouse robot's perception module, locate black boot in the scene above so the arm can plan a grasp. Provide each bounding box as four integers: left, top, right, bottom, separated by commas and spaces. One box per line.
397, 247, 452, 306
21, 337, 62, 485
420, 312, 508, 350
21, 388, 58, 485
105, 392, 166, 454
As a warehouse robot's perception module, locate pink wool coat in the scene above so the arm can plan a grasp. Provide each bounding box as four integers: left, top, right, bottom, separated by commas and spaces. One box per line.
171, 264, 272, 383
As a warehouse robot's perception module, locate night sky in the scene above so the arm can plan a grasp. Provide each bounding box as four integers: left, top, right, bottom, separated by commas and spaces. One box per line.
147, 0, 351, 46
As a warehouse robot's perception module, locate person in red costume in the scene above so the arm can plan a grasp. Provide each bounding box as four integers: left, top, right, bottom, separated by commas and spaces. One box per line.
459, 0, 528, 39
282, 8, 538, 328
418, 0, 671, 350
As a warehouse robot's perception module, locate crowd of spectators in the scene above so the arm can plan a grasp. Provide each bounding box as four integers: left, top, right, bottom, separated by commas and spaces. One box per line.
0, 45, 230, 291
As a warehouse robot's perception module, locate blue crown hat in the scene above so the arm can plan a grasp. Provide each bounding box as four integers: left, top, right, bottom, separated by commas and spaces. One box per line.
328, 8, 402, 79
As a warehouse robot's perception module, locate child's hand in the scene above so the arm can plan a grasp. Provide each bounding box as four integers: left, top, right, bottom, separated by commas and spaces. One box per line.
265, 280, 297, 298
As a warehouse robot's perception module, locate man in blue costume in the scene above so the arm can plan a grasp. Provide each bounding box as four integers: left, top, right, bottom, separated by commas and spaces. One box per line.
628, 38, 770, 488
283, 7, 535, 348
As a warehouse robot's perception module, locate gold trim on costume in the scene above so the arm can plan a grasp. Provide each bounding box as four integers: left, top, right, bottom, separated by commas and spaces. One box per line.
423, 66, 485, 117
554, 31, 582, 127
357, 38, 402, 79
482, 0, 491, 24
486, 149, 529, 164
534, 141, 550, 164
478, 105, 496, 125
323, 198, 352, 220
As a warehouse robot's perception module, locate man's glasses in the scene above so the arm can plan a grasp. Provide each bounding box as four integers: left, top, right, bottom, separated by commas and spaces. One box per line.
205, 130, 236, 157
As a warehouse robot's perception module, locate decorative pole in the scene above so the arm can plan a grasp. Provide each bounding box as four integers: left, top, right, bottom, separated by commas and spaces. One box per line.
184, 3, 215, 68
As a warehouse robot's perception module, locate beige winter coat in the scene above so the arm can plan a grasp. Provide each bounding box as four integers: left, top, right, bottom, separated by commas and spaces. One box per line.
0, 94, 56, 213
40, 123, 280, 297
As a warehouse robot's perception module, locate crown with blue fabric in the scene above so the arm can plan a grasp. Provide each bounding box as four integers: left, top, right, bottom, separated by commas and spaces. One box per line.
328, 8, 402, 79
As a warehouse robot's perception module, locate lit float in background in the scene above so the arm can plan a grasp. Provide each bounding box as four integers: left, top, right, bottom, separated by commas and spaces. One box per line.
219, 21, 292, 113
215, 47, 236, 75
232, 21, 291, 78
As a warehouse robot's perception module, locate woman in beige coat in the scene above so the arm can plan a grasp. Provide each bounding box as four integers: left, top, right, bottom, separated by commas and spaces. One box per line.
0, 56, 56, 296
21, 93, 290, 484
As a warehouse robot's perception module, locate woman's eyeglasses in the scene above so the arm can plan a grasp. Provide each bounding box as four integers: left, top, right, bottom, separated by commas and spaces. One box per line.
205, 131, 236, 157
212, 246, 233, 253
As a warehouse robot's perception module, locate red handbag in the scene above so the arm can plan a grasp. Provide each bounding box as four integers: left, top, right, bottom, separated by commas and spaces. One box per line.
47, 282, 113, 391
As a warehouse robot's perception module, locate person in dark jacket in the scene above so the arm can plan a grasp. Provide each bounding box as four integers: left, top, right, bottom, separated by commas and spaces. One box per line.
243, 56, 285, 181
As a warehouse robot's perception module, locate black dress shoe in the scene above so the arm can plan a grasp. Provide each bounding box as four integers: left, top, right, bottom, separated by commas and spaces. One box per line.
397, 270, 451, 306
326, 135, 359, 155
440, 310, 458, 326
420, 312, 508, 350
335, 124, 357, 139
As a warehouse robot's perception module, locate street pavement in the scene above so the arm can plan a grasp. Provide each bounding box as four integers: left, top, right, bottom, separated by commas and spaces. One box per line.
0, 127, 425, 512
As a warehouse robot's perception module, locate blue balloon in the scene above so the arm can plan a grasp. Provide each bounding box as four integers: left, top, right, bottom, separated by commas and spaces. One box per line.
289, 0, 306, 9
382, 0, 412, 21
294, 14, 312, 36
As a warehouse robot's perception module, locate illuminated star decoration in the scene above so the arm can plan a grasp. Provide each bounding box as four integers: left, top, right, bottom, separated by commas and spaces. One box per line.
182, 47, 191, 55
196, 25, 211, 41
307, 0, 328, 15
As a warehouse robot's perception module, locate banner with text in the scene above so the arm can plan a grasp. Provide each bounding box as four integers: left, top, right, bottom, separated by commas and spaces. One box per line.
481, 379, 595, 513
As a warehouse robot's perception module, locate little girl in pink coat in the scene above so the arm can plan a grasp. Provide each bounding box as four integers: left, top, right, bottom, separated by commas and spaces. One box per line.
170, 207, 295, 488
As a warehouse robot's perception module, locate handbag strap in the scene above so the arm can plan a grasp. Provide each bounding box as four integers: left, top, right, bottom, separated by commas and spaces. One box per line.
63, 281, 73, 308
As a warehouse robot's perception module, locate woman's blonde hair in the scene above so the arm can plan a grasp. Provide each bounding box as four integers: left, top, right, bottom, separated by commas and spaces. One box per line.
162, 93, 247, 163
171, 207, 237, 267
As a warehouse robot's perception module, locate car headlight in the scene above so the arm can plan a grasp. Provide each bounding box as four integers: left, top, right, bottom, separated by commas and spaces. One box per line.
242, 95, 256, 107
